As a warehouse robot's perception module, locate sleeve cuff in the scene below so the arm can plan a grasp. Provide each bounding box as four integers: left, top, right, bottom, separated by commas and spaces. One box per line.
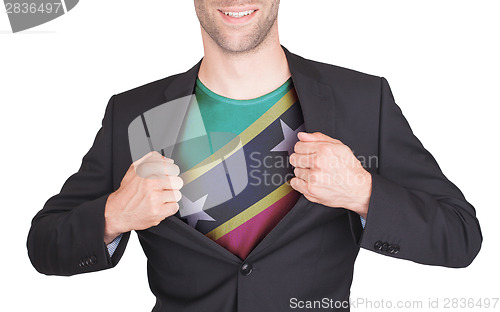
360, 216, 366, 229
106, 234, 123, 257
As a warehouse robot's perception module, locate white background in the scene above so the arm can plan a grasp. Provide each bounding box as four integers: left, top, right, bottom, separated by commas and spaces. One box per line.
1, 0, 499, 311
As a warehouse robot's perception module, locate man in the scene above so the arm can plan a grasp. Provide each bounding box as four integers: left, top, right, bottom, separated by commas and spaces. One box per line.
27, 1, 482, 311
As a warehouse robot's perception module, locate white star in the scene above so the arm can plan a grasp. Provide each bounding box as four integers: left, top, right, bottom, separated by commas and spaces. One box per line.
271, 119, 305, 155
179, 194, 215, 228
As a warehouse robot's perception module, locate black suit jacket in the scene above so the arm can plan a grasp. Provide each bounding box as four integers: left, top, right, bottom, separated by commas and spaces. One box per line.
27, 46, 482, 311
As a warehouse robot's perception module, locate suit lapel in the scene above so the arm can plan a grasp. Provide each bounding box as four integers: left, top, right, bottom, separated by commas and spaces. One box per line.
163, 59, 201, 102
282, 46, 336, 136
156, 46, 338, 262
247, 47, 337, 258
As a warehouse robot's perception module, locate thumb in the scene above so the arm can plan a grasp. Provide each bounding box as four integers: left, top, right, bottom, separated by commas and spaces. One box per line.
135, 150, 174, 165
131, 151, 173, 171
298, 132, 341, 144
133, 151, 160, 167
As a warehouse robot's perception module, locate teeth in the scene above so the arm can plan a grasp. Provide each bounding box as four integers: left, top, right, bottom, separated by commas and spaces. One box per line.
222, 10, 255, 18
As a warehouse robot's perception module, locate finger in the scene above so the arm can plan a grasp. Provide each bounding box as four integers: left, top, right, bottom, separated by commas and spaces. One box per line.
136, 161, 180, 178
293, 167, 310, 181
164, 158, 174, 164
162, 202, 180, 217
158, 190, 182, 203
141, 154, 174, 166
290, 177, 310, 195
143, 154, 174, 165
293, 141, 319, 154
294, 141, 339, 155
298, 132, 342, 144
133, 151, 174, 168
161, 176, 184, 190
290, 153, 315, 168
290, 177, 319, 203
165, 163, 180, 176
133, 151, 161, 166
148, 175, 183, 191
127, 152, 157, 179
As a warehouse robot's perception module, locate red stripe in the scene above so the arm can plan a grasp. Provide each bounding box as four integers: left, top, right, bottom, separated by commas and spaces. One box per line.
215, 190, 301, 260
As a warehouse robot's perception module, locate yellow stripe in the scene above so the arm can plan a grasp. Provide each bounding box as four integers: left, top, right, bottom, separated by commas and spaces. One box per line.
179, 88, 298, 185
205, 182, 295, 241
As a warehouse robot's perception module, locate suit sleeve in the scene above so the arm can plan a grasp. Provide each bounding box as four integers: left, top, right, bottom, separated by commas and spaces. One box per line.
352, 77, 482, 268
27, 95, 130, 276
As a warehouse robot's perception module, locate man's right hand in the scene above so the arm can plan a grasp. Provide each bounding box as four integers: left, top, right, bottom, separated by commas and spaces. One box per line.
103, 151, 183, 244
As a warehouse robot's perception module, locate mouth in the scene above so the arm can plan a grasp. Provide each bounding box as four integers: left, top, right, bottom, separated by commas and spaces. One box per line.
218, 8, 258, 24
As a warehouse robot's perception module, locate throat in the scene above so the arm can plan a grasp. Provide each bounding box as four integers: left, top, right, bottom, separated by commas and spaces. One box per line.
198, 48, 291, 100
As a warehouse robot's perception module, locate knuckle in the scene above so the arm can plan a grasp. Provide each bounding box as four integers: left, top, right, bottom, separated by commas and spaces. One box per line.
163, 190, 175, 202
137, 162, 152, 171
142, 177, 157, 188
151, 191, 162, 204
300, 158, 308, 168
305, 194, 318, 203
344, 145, 354, 156
149, 203, 161, 216
135, 164, 151, 178
166, 202, 179, 215
153, 215, 163, 226
312, 156, 321, 168
335, 143, 348, 154
306, 182, 317, 197
333, 138, 344, 144
318, 144, 330, 155
309, 171, 319, 184
166, 163, 180, 176
147, 151, 163, 163
294, 156, 303, 167
164, 157, 174, 164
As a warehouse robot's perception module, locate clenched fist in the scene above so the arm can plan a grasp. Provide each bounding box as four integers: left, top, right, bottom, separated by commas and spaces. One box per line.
104, 151, 184, 244
289, 132, 372, 219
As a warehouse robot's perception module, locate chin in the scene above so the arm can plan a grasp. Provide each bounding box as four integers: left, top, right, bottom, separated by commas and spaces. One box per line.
219, 36, 260, 54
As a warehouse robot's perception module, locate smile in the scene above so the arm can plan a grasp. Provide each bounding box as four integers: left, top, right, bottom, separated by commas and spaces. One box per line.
220, 10, 256, 18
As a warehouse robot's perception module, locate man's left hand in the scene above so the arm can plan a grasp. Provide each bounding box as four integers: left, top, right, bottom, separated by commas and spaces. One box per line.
289, 132, 372, 219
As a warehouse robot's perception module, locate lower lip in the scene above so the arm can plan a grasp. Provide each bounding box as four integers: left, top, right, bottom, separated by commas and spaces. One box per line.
218, 10, 258, 24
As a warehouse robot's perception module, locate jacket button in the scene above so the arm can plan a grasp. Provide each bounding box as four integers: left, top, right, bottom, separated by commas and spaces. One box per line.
79, 258, 87, 267
393, 245, 400, 254
374, 241, 383, 250
240, 263, 253, 276
387, 244, 395, 254
89, 256, 97, 265
381, 242, 389, 252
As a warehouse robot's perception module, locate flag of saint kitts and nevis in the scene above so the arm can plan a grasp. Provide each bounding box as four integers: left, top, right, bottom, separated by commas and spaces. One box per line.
130, 77, 305, 260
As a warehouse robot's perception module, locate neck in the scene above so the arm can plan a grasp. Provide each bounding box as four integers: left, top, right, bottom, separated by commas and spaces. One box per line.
197, 24, 291, 100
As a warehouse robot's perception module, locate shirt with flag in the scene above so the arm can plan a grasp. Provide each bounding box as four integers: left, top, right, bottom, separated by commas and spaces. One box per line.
170, 76, 304, 260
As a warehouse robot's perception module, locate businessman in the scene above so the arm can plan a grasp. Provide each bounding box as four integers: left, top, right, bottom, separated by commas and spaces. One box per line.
27, 1, 482, 311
